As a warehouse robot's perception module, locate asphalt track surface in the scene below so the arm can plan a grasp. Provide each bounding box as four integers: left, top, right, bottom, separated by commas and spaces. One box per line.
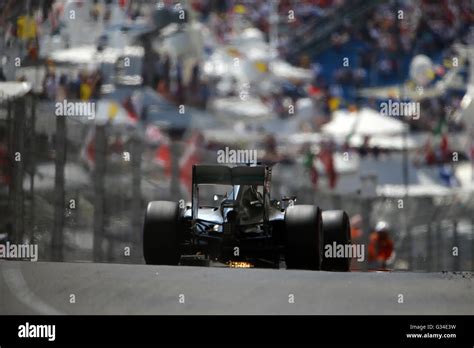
0, 260, 472, 315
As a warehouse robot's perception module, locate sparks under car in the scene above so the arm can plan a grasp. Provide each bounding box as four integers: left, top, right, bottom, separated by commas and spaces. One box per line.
143, 164, 352, 271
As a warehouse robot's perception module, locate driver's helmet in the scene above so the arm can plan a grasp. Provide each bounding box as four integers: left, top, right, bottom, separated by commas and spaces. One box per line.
374, 221, 390, 239
240, 185, 263, 210
375, 221, 390, 232
239, 185, 264, 223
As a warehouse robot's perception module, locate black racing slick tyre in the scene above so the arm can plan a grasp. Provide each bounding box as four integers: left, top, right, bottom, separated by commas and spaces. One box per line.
285, 205, 323, 270
321, 210, 351, 272
143, 201, 181, 265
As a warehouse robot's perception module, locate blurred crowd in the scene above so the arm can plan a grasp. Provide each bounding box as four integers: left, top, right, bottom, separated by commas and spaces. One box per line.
42, 62, 104, 102
328, 0, 471, 76
0, 0, 472, 191
190, 0, 346, 43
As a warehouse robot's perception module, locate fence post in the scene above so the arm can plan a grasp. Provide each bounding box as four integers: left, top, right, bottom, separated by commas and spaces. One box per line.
426, 222, 432, 272
93, 125, 106, 262
170, 137, 181, 199
360, 175, 376, 271
436, 222, 443, 271
360, 197, 371, 271
29, 95, 36, 243
471, 219, 474, 271
130, 131, 143, 263
12, 98, 25, 244
52, 112, 66, 261
406, 227, 413, 271
452, 221, 460, 271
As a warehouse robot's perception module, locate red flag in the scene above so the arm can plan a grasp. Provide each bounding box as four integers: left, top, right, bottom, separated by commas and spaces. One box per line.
179, 133, 204, 192
122, 96, 139, 122
155, 143, 171, 176
440, 133, 450, 161
81, 129, 96, 170
319, 148, 337, 189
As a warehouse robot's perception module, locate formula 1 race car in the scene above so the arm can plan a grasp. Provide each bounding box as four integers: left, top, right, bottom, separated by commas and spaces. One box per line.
143, 164, 351, 271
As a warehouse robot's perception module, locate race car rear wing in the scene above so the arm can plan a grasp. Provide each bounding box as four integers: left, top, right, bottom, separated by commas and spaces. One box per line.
192, 165, 265, 186
191, 164, 269, 222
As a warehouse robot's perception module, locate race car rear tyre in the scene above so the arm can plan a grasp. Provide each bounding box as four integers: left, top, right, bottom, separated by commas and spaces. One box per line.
143, 201, 181, 265
285, 205, 323, 270
321, 210, 351, 272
